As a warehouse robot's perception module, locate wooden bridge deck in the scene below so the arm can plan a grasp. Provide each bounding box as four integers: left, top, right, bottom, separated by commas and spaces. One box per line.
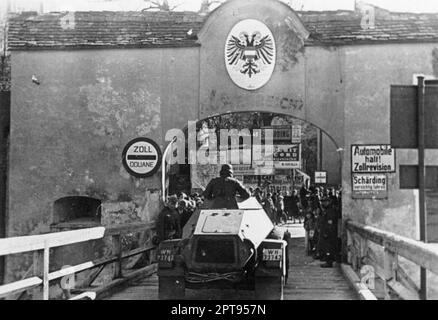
105, 223, 358, 300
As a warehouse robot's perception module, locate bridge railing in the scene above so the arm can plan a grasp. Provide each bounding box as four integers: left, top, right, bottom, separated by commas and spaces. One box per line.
0, 222, 157, 300
345, 219, 438, 300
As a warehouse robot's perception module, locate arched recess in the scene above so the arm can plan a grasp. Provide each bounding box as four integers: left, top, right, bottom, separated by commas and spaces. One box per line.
163, 111, 342, 198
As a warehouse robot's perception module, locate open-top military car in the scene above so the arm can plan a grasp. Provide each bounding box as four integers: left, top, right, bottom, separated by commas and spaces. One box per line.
156, 197, 291, 300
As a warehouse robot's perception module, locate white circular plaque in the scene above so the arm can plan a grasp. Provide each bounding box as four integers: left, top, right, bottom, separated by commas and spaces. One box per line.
225, 19, 276, 91
122, 137, 162, 178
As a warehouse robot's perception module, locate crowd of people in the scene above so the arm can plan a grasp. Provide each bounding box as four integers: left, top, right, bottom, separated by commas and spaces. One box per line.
155, 192, 204, 243
300, 184, 342, 267
156, 166, 342, 268
249, 184, 342, 267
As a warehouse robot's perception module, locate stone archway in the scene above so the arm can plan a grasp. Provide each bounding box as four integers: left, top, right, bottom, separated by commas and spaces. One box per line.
196, 0, 344, 156
165, 110, 342, 196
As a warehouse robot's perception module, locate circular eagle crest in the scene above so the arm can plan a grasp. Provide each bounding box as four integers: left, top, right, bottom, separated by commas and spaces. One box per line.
225, 19, 276, 91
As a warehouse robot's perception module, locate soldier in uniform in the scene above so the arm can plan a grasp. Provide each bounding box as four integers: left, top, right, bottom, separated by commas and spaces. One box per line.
202, 164, 250, 209
156, 195, 181, 243
262, 192, 275, 223
319, 196, 338, 268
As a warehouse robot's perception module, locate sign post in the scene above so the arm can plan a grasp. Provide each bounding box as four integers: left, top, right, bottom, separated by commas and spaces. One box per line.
390, 76, 435, 299
417, 76, 427, 300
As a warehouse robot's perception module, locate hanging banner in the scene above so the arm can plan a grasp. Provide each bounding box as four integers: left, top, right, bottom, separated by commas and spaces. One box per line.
352, 173, 388, 199
351, 144, 395, 173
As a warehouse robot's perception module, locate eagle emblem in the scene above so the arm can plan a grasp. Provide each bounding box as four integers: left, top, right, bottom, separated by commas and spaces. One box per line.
226, 31, 275, 78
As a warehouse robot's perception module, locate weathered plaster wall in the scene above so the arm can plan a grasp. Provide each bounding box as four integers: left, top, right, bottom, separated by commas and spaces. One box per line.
197, 0, 343, 185
8, 47, 199, 281
198, 0, 307, 121
341, 43, 438, 238
321, 133, 341, 187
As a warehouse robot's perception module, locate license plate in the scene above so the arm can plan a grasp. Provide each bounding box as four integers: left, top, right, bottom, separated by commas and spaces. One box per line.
158, 254, 174, 262
262, 248, 282, 261
158, 249, 174, 262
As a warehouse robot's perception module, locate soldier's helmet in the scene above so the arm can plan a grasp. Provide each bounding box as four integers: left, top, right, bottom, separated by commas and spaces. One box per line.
220, 164, 234, 176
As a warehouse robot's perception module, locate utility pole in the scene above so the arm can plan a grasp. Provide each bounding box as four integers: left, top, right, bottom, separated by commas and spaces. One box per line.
417, 76, 427, 300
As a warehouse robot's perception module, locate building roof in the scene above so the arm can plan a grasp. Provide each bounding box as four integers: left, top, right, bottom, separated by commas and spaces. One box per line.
6, 8, 438, 50
8, 11, 204, 50
300, 9, 438, 46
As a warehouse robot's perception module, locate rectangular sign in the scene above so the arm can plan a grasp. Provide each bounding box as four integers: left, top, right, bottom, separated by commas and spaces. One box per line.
233, 164, 255, 176
273, 144, 301, 169
352, 173, 388, 199
351, 145, 395, 173
390, 85, 438, 148
315, 171, 327, 184
262, 248, 282, 261
260, 125, 301, 143
399, 165, 438, 189
292, 125, 302, 144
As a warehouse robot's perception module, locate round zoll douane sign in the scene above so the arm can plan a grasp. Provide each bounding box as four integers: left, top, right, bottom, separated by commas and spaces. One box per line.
122, 138, 162, 178
225, 19, 276, 91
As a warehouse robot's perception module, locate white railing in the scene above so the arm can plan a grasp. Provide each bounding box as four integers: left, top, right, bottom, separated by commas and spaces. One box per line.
0, 222, 157, 300
0, 227, 105, 300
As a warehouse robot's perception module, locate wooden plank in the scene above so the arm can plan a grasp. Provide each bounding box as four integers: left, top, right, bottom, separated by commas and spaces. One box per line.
396, 265, 420, 293
113, 235, 122, 279
104, 222, 155, 236
383, 248, 397, 281
387, 279, 420, 300
340, 264, 377, 300
363, 256, 385, 280
92, 264, 157, 300
48, 261, 95, 281
43, 244, 49, 300
0, 277, 42, 299
346, 220, 438, 275
103, 236, 358, 300
69, 292, 97, 300
0, 227, 105, 256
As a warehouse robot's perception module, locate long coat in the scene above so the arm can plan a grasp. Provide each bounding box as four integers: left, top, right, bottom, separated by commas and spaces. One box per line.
318, 205, 338, 256
202, 176, 250, 209
156, 206, 181, 242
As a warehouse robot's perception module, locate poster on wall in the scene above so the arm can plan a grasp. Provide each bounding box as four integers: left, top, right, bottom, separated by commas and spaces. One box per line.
351, 144, 395, 173
352, 173, 388, 199
273, 144, 301, 169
